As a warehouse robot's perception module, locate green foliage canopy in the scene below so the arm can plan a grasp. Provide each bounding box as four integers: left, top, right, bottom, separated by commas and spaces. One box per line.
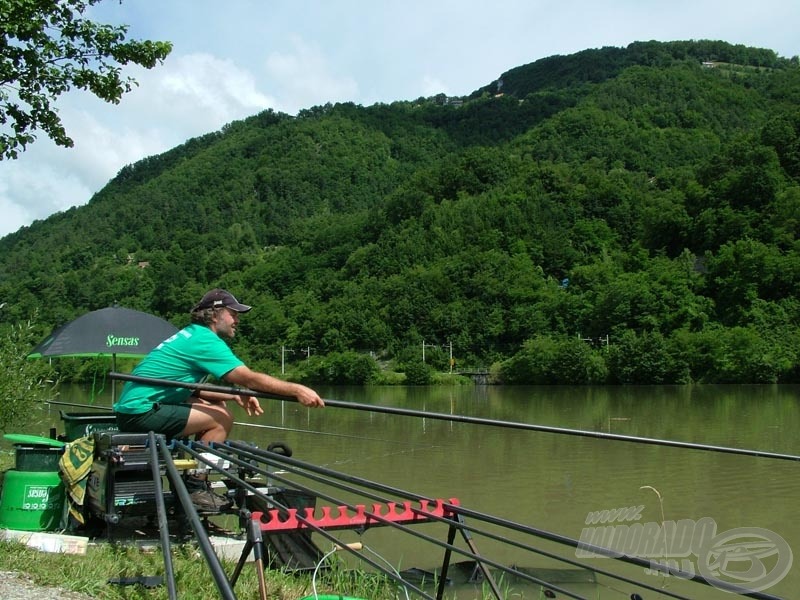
1, 40, 800, 384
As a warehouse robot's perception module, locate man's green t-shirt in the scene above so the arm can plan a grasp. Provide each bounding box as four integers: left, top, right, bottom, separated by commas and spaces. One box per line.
114, 323, 244, 414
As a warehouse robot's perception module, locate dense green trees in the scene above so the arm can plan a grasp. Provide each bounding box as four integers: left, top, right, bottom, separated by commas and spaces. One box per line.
1, 40, 799, 384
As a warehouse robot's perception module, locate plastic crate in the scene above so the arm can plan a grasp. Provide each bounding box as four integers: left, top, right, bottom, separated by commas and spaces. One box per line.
60, 411, 118, 441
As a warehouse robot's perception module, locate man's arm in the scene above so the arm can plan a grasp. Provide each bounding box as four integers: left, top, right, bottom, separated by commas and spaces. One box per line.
224, 365, 325, 408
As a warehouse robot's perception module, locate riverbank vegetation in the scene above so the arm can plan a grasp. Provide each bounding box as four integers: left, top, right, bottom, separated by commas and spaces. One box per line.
0, 318, 57, 431
2, 40, 800, 385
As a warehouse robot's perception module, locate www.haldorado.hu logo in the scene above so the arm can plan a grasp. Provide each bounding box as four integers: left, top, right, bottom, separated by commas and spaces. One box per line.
575, 505, 792, 593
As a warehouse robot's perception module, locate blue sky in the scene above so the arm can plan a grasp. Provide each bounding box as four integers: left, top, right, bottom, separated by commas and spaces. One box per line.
2, 0, 799, 237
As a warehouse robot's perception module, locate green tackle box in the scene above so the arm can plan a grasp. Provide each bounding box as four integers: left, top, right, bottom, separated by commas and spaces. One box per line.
60, 411, 119, 441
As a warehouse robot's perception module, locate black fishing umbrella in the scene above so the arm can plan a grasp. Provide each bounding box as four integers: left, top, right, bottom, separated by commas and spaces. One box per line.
29, 305, 178, 400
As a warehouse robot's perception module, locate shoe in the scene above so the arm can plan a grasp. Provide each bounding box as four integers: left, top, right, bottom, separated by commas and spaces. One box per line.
189, 488, 232, 514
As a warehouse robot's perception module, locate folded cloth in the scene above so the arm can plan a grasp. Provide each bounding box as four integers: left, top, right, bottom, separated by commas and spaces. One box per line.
58, 435, 95, 526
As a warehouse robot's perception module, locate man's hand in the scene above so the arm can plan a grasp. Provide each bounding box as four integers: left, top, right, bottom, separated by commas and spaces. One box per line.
233, 394, 264, 416
224, 366, 325, 409
296, 385, 325, 408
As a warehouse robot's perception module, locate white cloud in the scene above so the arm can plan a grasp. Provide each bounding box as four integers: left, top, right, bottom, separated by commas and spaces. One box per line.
264, 36, 359, 113
139, 53, 276, 131
420, 76, 450, 98
0, 191, 39, 236
0, 145, 93, 230
0, 53, 280, 235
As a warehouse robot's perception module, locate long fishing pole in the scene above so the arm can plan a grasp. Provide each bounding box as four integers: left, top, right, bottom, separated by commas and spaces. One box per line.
42, 398, 400, 444
217, 441, 766, 600
195, 441, 588, 600
109, 372, 800, 462
147, 432, 178, 600
43, 399, 112, 410
180, 441, 437, 600
218, 441, 783, 600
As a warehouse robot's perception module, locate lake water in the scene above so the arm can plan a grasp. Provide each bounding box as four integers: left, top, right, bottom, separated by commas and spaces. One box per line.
10, 383, 799, 599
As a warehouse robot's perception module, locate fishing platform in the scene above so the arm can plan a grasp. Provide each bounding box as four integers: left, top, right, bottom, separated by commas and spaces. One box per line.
53, 415, 488, 599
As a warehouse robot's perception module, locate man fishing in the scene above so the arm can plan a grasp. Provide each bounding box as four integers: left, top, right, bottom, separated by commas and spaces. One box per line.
113, 288, 324, 512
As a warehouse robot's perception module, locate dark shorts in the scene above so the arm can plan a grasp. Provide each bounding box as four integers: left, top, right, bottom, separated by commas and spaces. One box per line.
114, 403, 190, 439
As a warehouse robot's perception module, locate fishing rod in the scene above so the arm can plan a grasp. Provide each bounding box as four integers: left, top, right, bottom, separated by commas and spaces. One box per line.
214, 441, 768, 600
229, 441, 785, 600
110, 372, 800, 462
156, 436, 237, 600
196, 441, 587, 600
147, 432, 178, 600
216, 442, 644, 599
171, 441, 728, 600
180, 441, 437, 600
43, 399, 112, 410
42, 398, 399, 444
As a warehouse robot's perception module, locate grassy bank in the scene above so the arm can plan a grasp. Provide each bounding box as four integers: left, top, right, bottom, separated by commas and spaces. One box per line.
0, 535, 396, 600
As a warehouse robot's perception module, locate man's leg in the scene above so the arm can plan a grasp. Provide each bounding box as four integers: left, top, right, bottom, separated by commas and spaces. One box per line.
182, 399, 234, 443
181, 400, 234, 512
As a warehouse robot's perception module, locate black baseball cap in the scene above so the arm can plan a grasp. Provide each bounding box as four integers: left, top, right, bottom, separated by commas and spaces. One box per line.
192, 288, 252, 313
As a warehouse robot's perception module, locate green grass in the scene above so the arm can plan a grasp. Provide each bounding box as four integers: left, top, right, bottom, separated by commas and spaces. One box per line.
0, 539, 282, 598
0, 537, 402, 599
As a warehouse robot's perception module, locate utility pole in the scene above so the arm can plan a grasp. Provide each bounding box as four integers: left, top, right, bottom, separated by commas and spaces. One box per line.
422, 340, 437, 363
280, 345, 295, 374
448, 340, 454, 373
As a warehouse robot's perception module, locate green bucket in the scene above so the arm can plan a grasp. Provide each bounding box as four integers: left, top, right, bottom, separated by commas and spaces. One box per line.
0, 470, 65, 531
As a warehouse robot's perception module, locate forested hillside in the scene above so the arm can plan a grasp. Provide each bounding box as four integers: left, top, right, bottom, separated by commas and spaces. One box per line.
2, 40, 800, 385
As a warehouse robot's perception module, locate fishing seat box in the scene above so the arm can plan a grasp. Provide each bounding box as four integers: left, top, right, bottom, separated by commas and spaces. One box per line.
59, 411, 119, 442
86, 431, 177, 526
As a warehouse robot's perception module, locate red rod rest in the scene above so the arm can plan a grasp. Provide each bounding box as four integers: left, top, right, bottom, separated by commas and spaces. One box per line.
251, 498, 460, 532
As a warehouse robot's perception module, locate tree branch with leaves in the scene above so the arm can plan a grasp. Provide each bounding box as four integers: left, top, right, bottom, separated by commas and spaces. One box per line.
0, 318, 58, 432
0, 0, 172, 159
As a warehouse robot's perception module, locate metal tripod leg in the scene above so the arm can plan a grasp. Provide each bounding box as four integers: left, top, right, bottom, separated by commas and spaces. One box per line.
230, 516, 268, 600
435, 518, 458, 600
148, 432, 178, 600
457, 513, 503, 600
